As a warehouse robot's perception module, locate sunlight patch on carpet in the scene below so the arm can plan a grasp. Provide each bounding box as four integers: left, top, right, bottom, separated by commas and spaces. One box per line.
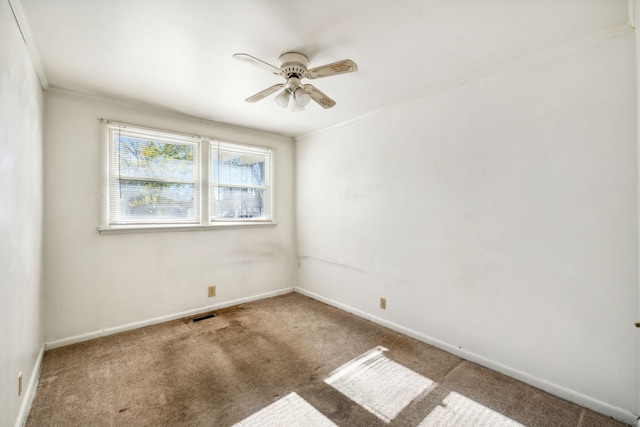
418, 391, 525, 427
324, 346, 435, 423
232, 392, 337, 427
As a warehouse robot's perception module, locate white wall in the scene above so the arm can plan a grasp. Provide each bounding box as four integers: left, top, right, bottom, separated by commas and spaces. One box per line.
43, 90, 296, 345
297, 30, 638, 421
0, 1, 44, 426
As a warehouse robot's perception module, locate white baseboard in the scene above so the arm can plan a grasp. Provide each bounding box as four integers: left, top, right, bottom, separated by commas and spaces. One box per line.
16, 345, 44, 427
45, 287, 294, 350
294, 287, 638, 426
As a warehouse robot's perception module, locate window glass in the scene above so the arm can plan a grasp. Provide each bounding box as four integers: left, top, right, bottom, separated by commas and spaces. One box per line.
108, 124, 200, 224
211, 143, 271, 221
103, 122, 272, 230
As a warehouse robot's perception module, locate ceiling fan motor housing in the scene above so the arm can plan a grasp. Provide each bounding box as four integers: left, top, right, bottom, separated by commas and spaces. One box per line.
279, 52, 309, 78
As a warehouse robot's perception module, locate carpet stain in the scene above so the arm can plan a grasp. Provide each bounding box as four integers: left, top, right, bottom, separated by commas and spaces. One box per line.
25, 293, 632, 427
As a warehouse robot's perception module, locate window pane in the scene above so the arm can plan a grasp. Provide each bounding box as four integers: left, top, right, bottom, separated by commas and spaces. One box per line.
115, 180, 197, 223
108, 123, 201, 226
212, 149, 265, 186
212, 187, 266, 219
105, 123, 273, 228
118, 138, 195, 181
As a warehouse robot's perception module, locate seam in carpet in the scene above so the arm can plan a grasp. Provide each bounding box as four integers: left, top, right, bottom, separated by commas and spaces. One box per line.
441, 359, 465, 382
576, 408, 585, 427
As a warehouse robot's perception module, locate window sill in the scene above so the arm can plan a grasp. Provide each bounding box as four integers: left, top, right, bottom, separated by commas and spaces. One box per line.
98, 221, 277, 235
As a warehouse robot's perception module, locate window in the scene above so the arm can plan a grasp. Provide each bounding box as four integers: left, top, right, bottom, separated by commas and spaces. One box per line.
106, 123, 200, 225
211, 142, 270, 221
102, 121, 273, 232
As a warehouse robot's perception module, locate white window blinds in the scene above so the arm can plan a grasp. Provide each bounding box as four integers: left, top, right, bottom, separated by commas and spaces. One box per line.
107, 122, 200, 225
210, 141, 271, 221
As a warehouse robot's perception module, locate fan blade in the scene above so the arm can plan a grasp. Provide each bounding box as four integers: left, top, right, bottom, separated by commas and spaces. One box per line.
303, 84, 336, 109
233, 53, 282, 75
245, 84, 284, 103
306, 59, 358, 79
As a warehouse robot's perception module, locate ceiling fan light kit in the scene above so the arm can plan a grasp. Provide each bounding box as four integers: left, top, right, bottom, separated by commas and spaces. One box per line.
294, 87, 311, 106
276, 76, 310, 112
274, 88, 291, 108
290, 100, 306, 113
233, 51, 358, 111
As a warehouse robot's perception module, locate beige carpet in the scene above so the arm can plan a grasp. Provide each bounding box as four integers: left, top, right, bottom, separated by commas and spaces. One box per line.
26, 293, 629, 426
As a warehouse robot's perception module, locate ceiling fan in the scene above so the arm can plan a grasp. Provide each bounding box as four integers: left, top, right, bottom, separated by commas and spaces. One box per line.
233, 52, 358, 111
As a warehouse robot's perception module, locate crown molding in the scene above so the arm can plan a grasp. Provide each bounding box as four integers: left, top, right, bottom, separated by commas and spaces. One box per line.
8, 0, 48, 90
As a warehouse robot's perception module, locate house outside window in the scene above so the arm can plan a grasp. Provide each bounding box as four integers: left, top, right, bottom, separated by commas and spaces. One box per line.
211, 142, 270, 221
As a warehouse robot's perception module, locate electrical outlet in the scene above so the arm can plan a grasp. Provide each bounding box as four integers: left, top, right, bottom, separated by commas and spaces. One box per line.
380, 298, 386, 310
18, 372, 22, 396
208, 286, 216, 297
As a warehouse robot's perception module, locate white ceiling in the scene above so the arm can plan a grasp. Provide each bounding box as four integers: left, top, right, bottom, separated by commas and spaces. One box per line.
19, 0, 629, 138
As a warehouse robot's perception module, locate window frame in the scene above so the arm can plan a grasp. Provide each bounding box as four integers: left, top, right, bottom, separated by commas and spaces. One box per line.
99, 120, 276, 234
210, 140, 272, 223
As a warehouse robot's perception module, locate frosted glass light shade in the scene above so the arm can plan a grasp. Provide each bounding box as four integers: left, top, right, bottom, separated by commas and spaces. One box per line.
294, 87, 311, 106
274, 89, 291, 108
291, 101, 305, 112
